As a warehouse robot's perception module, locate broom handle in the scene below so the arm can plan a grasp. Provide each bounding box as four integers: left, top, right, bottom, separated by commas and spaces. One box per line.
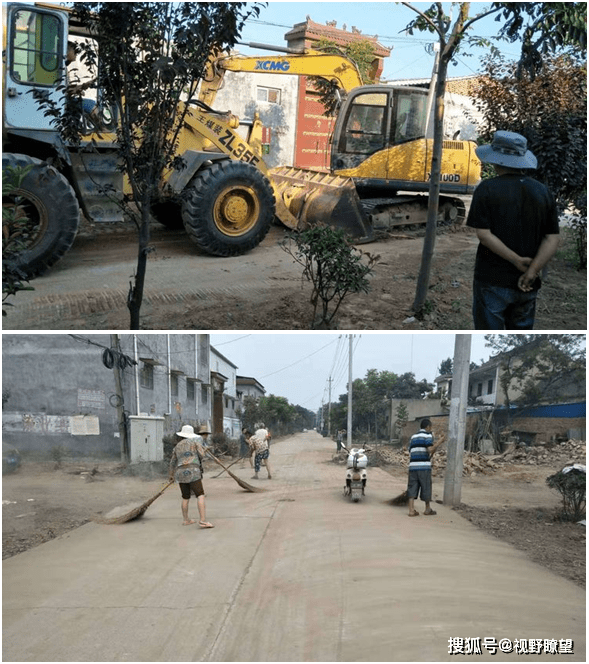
211, 456, 241, 478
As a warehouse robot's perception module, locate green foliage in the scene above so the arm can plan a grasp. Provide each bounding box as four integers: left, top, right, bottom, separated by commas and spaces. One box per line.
438, 357, 453, 376
485, 335, 586, 409
2, 166, 35, 316
310, 37, 378, 116
281, 225, 379, 329
493, 2, 587, 78
546, 467, 586, 522
330, 368, 434, 435
472, 54, 587, 216
316, 37, 377, 83
241, 394, 315, 437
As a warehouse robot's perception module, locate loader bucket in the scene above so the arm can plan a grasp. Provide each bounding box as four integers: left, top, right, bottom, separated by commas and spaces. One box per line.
269, 166, 373, 242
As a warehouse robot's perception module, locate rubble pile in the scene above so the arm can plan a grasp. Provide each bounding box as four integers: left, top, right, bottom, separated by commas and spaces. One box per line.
492, 438, 586, 468
372, 438, 586, 477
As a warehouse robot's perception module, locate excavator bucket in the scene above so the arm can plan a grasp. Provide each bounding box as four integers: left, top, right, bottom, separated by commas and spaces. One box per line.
269, 166, 373, 242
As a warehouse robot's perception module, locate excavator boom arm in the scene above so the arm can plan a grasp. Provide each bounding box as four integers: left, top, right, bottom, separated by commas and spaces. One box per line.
199, 50, 364, 108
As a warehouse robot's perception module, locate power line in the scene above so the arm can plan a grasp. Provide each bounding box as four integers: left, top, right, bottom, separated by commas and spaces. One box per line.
213, 334, 251, 347
259, 338, 338, 379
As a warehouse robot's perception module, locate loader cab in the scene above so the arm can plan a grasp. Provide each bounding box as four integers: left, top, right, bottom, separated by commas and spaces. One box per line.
4, 3, 115, 139
4, 4, 67, 132
331, 85, 429, 182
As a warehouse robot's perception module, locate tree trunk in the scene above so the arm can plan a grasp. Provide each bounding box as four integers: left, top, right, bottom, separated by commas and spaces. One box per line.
128, 199, 151, 329
412, 57, 449, 313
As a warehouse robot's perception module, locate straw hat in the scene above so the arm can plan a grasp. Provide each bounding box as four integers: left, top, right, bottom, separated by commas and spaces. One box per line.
176, 424, 196, 438
197, 424, 211, 435
475, 130, 537, 170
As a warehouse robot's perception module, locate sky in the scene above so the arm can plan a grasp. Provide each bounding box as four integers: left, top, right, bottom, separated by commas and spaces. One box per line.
237, 1, 524, 80
211, 333, 494, 411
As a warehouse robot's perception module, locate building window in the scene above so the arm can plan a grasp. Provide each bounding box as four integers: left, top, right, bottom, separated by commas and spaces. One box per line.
187, 380, 195, 402
140, 363, 154, 390
201, 385, 208, 405
477, 383, 483, 397
257, 86, 281, 104
487, 379, 494, 394
171, 373, 178, 397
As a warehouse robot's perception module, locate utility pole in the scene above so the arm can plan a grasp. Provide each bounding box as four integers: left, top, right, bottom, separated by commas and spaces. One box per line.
111, 334, 130, 463
443, 334, 471, 506
347, 334, 353, 448
327, 377, 333, 437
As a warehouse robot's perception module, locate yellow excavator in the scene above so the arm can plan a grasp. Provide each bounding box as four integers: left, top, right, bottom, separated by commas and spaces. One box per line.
199, 44, 482, 239
3, 3, 480, 277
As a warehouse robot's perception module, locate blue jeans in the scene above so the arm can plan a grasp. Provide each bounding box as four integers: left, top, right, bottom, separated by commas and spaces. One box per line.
473, 281, 537, 330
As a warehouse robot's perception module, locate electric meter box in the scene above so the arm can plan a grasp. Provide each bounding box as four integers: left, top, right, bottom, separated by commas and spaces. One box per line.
129, 415, 165, 463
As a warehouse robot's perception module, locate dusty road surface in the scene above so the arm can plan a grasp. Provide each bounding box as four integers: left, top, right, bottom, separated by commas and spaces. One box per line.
3, 431, 585, 662
3, 218, 584, 330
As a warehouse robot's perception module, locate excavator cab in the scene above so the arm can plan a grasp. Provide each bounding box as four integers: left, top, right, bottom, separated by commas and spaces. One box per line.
331, 85, 479, 196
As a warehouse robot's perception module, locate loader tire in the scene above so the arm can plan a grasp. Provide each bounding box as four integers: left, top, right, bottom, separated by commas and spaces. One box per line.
2, 154, 80, 278
181, 160, 275, 257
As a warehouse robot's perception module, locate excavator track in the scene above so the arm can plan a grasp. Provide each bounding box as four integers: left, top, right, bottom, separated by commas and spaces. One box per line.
361, 195, 467, 231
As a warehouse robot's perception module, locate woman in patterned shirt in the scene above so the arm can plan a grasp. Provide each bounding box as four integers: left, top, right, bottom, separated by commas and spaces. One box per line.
246, 428, 272, 481
168, 424, 214, 528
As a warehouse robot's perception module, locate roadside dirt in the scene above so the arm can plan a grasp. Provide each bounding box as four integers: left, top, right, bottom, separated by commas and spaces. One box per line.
3, 218, 586, 330
3, 451, 585, 589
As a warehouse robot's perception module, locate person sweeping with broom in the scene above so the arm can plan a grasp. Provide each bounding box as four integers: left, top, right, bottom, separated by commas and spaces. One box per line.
407, 419, 444, 517
168, 425, 214, 528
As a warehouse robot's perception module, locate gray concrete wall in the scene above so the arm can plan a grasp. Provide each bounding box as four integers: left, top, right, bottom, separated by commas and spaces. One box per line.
2, 334, 211, 460
3, 334, 120, 457
212, 71, 299, 167
390, 398, 445, 442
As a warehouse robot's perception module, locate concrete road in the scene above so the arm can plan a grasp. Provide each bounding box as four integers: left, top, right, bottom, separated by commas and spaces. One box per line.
3, 432, 585, 662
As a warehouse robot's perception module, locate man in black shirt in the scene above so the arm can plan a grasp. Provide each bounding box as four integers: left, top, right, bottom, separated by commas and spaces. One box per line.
466, 131, 560, 329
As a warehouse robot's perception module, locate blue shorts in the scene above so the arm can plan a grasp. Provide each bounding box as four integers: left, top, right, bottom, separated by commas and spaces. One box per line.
254, 449, 269, 472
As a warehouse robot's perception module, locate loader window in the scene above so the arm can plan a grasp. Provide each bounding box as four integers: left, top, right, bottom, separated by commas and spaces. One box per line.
391, 91, 427, 145
11, 9, 62, 86
341, 92, 387, 156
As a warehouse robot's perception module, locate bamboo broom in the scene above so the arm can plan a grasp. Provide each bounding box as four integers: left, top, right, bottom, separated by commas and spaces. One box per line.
205, 451, 266, 492
94, 479, 175, 524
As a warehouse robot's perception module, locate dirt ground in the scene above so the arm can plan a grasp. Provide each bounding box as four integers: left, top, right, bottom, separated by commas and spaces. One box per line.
3, 451, 585, 589
140, 224, 587, 331
4, 218, 586, 330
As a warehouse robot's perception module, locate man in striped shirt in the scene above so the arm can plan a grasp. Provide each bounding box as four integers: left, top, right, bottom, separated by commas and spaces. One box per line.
407, 419, 443, 517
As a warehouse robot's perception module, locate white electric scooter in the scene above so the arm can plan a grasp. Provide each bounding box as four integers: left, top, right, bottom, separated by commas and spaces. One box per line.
342, 446, 369, 502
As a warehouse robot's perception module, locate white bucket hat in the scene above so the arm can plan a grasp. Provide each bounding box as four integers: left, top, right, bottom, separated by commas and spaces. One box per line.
475, 130, 537, 170
176, 424, 196, 438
